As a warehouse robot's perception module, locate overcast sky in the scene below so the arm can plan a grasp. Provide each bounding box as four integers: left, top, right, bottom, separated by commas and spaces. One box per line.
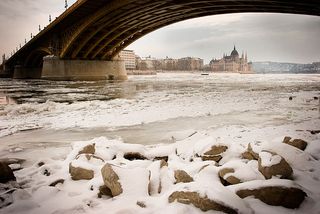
0, 0, 319, 64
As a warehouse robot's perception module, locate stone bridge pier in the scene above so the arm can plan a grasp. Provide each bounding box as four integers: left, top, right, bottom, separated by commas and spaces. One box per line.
12, 57, 128, 81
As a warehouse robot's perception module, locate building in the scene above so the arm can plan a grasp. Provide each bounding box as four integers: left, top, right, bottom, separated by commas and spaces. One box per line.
135, 56, 158, 70
177, 57, 203, 71
210, 46, 252, 73
160, 57, 178, 71
119, 50, 136, 70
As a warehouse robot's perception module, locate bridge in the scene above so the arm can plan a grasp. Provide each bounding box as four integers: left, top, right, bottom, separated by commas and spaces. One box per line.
1, 0, 320, 80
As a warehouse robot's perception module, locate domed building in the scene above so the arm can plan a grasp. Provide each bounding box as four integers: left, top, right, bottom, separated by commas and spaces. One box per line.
210, 46, 253, 73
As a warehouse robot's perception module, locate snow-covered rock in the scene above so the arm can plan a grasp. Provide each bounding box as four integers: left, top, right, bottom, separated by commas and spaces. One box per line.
174, 170, 194, 183
101, 164, 123, 197
78, 144, 96, 155
168, 191, 238, 213
258, 151, 293, 179
230, 180, 307, 209
69, 163, 94, 181
241, 143, 259, 160
201, 145, 228, 162
282, 137, 308, 151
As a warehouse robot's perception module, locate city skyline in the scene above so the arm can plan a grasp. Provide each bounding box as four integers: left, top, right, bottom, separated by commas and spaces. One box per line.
0, 1, 319, 64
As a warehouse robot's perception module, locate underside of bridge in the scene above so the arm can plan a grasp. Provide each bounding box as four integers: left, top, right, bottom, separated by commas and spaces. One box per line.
61, 0, 320, 61
2, 0, 320, 80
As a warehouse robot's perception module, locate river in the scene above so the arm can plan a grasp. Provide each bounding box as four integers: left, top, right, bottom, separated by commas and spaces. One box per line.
0, 73, 319, 165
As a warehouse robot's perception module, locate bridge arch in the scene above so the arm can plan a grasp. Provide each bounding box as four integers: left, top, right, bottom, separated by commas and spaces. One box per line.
24, 48, 52, 68
60, 0, 320, 60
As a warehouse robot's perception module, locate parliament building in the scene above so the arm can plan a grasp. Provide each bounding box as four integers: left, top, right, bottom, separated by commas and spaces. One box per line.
210, 46, 253, 73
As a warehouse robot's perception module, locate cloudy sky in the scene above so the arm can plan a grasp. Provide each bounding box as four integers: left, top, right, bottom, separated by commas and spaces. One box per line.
0, 0, 320, 64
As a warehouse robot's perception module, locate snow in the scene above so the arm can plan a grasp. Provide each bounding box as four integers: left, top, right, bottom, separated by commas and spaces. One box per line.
259, 151, 282, 167
1, 130, 319, 214
0, 73, 319, 214
218, 160, 265, 182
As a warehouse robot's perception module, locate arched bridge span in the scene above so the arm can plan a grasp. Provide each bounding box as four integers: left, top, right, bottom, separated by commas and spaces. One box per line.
3, 0, 320, 80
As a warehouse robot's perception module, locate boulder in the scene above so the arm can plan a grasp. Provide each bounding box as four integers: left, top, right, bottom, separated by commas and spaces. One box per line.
282, 137, 308, 151
0, 162, 16, 183
69, 163, 94, 180
258, 151, 293, 179
241, 143, 259, 160
174, 170, 193, 183
219, 168, 241, 185
98, 185, 113, 198
123, 152, 147, 161
236, 186, 306, 209
169, 191, 237, 214
78, 144, 95, 155
201, 145, 228, 162
101, 164, 123, 197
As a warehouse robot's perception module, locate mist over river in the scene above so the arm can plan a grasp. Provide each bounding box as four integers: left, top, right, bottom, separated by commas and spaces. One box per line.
0, 73, 319, 164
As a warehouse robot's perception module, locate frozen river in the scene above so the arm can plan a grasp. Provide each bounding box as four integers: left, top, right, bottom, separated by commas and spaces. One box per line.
0, 73, 319, 164
1, 73, 320, 214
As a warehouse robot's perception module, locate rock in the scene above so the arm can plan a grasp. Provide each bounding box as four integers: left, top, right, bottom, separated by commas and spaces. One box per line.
241, 143, 259, 160
307, 130, 320, 135
289, 96, 293, 100
76, 154, 105, 162
43, 169, 51, 176
169, 191, 237, 214
202, 155, 223, 162
101, 164, 123, 197
201, 145, 228, 162
78, 144, 95, 155
123, 152, 147, 161
49, 179, 65, 187
258, 151, 293, 179
219, 168, 241, 186
160, 159, 168, 168
69, 163, 94, 180
282, 137, 308, 151
37, 161, 45, 167
154, 156, 168, 162
98, 185, 113, 198
136, 201, 146, 208
236, 186, 306, 209
0, 162, 16, 183
174, 170, 193, 183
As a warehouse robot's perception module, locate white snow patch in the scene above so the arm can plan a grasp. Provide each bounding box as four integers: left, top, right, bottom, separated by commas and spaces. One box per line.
259, 151, 282, 167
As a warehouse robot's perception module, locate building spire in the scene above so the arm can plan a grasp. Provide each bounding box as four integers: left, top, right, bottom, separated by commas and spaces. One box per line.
234, 45, 236, 51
